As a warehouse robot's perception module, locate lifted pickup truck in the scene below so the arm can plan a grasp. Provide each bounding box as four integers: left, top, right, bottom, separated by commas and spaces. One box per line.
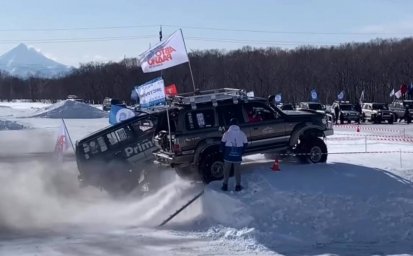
153, 88, 334, 183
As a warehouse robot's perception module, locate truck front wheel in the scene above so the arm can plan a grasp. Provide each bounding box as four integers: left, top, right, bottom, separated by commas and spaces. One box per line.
297, 137, 328, 163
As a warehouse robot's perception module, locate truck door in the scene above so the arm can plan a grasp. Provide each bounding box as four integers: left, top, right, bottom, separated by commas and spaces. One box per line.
243, 102, 287, 149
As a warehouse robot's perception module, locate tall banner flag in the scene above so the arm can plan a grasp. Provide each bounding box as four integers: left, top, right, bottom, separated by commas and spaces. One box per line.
400, 83, 408, 96
55, 119, 70, 160
274, 93, 282, 104
131, 88, 139, 103
310, 89, 318, 102
109, 104, 135, 125
395, 90, 402, 99
389, 88, 395, 97
359, 90, 365, 105
409, 82, 413, 98
337, 90, 345, 101
138, 30, 189, 73
134, 77, 166, 109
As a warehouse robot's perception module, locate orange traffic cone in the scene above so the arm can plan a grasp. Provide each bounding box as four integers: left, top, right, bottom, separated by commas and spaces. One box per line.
356, 125, 360, 132
271, 159, 280, 171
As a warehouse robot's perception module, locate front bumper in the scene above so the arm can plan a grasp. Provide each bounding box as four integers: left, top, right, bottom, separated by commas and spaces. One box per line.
342, 115, 360, 121
153, 151, 193, 167
324, 128, 334, 137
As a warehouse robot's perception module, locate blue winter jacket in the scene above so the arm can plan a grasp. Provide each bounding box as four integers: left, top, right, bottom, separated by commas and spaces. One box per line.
220, 125, 248, 163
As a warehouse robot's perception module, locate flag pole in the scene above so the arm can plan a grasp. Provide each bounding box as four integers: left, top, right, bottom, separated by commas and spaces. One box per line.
61, 118, 75, 152
160, 26, 173, 152
180, 29, 196, 93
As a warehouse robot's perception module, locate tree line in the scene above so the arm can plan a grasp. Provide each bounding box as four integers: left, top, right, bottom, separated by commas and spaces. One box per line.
1, 37, 413, 104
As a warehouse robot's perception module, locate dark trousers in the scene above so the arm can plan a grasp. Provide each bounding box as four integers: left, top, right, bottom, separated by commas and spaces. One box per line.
223, 161, 241, 186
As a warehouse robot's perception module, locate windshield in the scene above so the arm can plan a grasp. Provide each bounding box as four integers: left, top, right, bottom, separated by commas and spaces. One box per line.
308, 103, 323, 110
340, 104, 353, 111
372, 104, 387, 110
403, 102, 413, 109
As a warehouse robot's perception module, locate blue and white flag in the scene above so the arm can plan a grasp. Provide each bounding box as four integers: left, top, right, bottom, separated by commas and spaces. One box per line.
409, 82, 413, 96
274, 93, 282, 104
109, 105, 135, 125
134, 77, 166, 109
337, 90, 345, 100
310, 89, 318, 101
131, 88, 139, 102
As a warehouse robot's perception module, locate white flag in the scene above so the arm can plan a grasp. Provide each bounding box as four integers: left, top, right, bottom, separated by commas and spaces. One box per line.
359, 90, 365, 104
395, 90, 402, 99
389, 88, 395, 97
138, 30, 189, 73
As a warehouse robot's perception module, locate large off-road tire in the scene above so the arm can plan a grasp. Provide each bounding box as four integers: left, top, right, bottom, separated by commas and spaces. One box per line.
103, 160, 142, 197
388, 118, 393, 124
295, 142, 309, 163
297, 137, 328, 164
198, 149, 224, 184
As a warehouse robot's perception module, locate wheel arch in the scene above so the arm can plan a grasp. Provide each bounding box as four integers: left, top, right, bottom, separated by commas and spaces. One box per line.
192, 138, 222, 165
289, 124, 325, 147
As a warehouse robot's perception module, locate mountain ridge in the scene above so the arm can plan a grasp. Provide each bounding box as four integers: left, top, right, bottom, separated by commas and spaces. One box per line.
0, 43, 72, 79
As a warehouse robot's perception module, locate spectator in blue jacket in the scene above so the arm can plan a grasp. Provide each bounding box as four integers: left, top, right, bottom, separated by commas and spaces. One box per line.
220, 118, 248, 192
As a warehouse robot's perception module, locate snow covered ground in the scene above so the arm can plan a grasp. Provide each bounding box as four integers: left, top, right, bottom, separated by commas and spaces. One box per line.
1, 100, 413, 255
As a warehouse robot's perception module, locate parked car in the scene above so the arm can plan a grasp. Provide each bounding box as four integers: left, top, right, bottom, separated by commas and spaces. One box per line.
361, 102, 394, 124
102, 97, 125, 111
297, 102, 326, 114
330, 101, 361, 124
277, 103, 295, 111
388, 99, 413, 123
67, 95, 85, 103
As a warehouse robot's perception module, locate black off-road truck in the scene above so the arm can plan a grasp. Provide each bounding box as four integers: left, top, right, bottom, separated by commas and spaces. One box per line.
75, 108, 171, 195
153, 88, 334, 183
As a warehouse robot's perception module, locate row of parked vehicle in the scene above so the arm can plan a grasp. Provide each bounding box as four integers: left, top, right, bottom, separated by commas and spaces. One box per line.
278, 99, 413, 124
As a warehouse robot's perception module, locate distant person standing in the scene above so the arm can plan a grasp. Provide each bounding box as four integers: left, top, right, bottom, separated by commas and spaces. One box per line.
334, 104, 340, 124
404, 105, 411, 124
220, 118, 248, 192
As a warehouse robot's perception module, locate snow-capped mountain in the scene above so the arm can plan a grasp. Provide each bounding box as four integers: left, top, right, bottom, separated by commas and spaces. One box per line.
0, 43, 72, 79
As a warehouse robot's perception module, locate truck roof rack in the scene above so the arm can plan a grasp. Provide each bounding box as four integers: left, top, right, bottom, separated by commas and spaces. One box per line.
169, 88, 250, 109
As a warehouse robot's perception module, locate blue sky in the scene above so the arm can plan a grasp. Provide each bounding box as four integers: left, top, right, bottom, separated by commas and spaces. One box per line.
1, 0, 412, 67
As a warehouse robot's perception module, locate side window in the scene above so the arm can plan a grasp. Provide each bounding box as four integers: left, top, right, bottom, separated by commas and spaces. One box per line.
130, 118, 155, 137
185, 109, 215, 130
106, 126, 133, 146
217, 104, 245, 126
245, 102, 276, 123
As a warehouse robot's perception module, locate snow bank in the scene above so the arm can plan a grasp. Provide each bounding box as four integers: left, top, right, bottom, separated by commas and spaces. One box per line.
176, 160, 413, 254
0, 119, 26, 130
28, 100, 108, 119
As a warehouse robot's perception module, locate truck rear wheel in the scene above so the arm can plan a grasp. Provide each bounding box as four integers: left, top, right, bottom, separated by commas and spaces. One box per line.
198, 149, 224, 183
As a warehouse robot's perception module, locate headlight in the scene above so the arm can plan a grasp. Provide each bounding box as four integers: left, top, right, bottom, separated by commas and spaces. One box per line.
322, 116, 327, 124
